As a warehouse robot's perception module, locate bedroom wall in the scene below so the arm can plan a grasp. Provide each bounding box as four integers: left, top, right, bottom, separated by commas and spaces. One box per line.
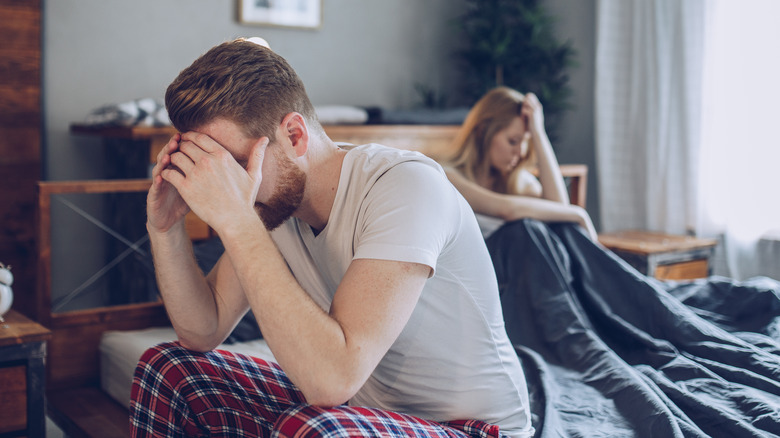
544, 0, 600, 229
43, 0, 599, 221
43, 0, 599, 217
42, 0, 600, 309
41, 2, 600, 310
43, 0, 466, 181
41, 0, 469, 312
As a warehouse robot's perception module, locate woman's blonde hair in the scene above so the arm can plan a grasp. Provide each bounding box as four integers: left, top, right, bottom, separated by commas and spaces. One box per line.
444, 86, 535, 194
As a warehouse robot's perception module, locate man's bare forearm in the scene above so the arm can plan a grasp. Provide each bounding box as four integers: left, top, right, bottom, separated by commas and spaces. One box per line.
148, 220, 222, 348
215, 214, 350, 403
214, 211, 426, 407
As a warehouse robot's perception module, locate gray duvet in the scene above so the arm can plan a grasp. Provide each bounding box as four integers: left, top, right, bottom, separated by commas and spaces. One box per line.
488, 220, 780, 438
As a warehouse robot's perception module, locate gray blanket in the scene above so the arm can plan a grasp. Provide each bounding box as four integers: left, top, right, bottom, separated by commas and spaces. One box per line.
488, 220, 780, 438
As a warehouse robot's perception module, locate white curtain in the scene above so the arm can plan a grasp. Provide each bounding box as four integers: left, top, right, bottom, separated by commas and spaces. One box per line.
697, 0, 780, 279
595, 0, 707, 235
595, 0, 780, 280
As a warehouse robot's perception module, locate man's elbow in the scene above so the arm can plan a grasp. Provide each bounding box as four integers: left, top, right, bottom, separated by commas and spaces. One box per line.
299, 373, 363, 408
304, 392, 350, 409
176, 334, 222, 353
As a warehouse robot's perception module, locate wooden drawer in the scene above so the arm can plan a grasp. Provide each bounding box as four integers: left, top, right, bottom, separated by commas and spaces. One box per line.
0, 365, 28, 434
655, 259, 710, 281
0, 310, 51, 437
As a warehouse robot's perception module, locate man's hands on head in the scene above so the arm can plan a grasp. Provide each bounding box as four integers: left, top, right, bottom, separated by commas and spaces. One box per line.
152, 131, 269, 235
147, 133, 192, 234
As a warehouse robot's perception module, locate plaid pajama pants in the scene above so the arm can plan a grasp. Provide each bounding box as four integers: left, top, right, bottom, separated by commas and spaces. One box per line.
130, 342, 502, 437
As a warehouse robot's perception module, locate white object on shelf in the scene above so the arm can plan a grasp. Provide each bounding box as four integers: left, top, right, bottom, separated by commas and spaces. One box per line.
0, 262, 13, 321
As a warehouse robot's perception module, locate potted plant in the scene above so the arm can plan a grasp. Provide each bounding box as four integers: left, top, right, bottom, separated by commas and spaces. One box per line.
451, 0, 576, 141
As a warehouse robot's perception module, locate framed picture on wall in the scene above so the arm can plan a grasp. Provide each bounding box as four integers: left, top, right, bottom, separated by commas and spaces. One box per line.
239, 0, 322, 29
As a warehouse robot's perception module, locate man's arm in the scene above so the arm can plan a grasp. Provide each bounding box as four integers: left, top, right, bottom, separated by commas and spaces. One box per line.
160, 128, 431, 406
216, 217, 430, 406
148, 225, 251, 350
147, 134, 248, 350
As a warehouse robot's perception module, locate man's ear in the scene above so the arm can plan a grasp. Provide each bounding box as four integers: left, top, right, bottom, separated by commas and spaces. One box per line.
280, 112, 309, 157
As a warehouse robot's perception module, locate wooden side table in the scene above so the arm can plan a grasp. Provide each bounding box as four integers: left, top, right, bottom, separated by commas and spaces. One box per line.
0, 310, 52, 437
599, 230, 718, 281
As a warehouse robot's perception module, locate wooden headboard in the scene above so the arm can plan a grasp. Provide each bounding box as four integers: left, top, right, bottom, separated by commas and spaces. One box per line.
324, 125, 587, 208
325, 125, 587, 208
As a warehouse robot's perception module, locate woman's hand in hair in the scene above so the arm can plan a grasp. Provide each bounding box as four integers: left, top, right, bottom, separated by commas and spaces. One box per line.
521, 93, 547, 140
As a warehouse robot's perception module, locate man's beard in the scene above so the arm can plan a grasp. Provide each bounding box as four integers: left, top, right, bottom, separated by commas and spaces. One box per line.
255, 150, 306, 231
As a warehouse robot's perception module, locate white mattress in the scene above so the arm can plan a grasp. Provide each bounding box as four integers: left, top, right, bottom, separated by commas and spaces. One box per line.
99, 327, 276, 409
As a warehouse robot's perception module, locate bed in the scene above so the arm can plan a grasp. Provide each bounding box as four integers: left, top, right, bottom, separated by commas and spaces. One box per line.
42, 123, 780, 437
54, 220, 780, 438
91, 222, 780, 438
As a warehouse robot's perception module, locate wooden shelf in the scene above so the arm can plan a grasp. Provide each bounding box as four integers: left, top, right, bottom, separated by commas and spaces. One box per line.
69, 123, 457, 148
70, 123, 461, 162
68, 123, 588, 208
0, 310, 51, 347
70, 124, 177, 140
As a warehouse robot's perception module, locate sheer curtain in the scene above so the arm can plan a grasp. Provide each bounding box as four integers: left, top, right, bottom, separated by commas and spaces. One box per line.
595, 0, 780, 280
595, 0, 707, 235
698, 0, 780, 280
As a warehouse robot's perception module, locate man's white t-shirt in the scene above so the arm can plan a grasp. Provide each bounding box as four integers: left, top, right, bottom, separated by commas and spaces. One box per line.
270, 144, 533, 437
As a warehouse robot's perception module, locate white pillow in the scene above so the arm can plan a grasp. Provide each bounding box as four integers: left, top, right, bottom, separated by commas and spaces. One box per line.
315, 105, 368, 125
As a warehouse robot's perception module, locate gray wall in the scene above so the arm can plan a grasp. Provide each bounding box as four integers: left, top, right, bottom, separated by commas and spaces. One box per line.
43, 0, 599, 223
43, 0, 466, 180
41, 0, 600, 311
41, 0, 464, 311
545, 0, 599, 229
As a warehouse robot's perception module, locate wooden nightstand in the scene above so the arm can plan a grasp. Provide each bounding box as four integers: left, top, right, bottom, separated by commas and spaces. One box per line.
0, 310, 52, 437
599, 230, 718, 281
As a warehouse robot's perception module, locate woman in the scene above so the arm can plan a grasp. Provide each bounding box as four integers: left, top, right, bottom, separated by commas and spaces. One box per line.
442, 86, 597, 240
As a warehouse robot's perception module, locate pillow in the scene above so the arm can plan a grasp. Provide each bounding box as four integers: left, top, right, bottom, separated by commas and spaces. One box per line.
83, 98, 170, 127
315, 105, 369, 125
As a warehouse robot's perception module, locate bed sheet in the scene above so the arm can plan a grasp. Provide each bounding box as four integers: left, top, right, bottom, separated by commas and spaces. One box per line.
99, 327, 275, 409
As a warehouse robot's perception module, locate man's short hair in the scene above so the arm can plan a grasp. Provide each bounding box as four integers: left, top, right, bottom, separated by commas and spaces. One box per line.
165, 38, 317, 141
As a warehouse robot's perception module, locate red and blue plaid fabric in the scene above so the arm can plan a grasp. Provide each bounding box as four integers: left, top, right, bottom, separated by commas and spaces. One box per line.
130, 342, 502, 437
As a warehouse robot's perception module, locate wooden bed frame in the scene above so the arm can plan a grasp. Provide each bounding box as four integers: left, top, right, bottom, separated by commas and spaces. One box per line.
44, 124, 588, 436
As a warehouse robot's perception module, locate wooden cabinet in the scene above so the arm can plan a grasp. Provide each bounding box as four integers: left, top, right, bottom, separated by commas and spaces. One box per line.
0, 310, 51, 437
599, 230, 718, 281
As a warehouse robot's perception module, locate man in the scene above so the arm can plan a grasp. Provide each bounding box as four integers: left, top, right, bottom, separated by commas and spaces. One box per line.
130, 38, 533, 437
